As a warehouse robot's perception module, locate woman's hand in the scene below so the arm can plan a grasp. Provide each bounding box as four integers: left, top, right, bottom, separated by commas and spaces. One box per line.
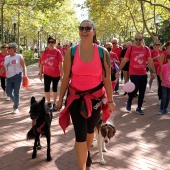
39, 73, 43, 81
108, 102, 116, 113
56, 100, 63, 111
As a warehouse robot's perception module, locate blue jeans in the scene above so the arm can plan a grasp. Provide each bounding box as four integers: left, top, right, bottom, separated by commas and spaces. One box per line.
160, 86, 170, 111
6, 73, 22, 109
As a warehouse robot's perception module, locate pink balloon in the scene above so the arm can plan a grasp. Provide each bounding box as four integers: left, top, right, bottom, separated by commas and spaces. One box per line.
123, 82, 135, 93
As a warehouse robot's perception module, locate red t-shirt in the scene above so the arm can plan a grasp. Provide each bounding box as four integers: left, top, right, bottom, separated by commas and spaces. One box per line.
41, 48, 63, 77
111, 45, 123, 61
125, 45, 151, 75
0, 52, 8, 77
151, 49, 163, 69
110, 52, 119, 69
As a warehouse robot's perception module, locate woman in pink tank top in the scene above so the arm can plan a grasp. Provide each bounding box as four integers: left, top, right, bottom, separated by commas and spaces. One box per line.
57, 19, 116, 169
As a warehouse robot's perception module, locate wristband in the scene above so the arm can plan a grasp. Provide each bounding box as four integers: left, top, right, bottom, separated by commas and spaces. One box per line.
108, 101, 114, 104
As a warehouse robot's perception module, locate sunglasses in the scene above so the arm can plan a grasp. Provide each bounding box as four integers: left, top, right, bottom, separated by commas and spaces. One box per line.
48, 41, 55, 44
2, 47, 8, 49
78, 26, 92, 32
155, 44, 160, 46
112, 42, 117, 44
7, 47, 14, 49
135, 38, 142, 41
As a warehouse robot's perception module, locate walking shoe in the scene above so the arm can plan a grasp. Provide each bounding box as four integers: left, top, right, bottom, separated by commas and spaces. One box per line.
114, 91, 119, 95
164, 109, 170, 114
47, 103, 52, 110
86, 151, 92, 167
158, 109, 163, 115
52, 104, 57, 112
13, 109, 19, 114
148, 89, 153, 93
126, 102, 131, 111
136, 108, 144, 115
135, 94, 139, 98
6, 97, 10, 101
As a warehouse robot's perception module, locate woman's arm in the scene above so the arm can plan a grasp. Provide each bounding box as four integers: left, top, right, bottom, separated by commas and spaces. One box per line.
57, 48, 71, 110
102, 48, 116, 112
20, 55, 27, 76
0, 65, 5, 75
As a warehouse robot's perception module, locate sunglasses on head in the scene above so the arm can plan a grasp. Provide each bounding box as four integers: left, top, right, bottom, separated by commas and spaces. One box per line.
7, 47, 14, 49
48, 41, 55, 44
135, 38, 142, 41
78, 26, 92, 32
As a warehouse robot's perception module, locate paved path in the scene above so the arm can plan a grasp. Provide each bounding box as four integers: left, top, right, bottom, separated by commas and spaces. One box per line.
0, 64, 170, 170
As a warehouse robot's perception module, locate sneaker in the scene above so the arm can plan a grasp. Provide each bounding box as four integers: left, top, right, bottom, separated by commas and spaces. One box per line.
13, 109, 19, 114
86, 151, 92, 167
148, 89, 153, 93
158, 109, 163, 115
47, 103, 52, 110
114, 91, 119, 95
164, 109, 170, 114
158, 100, 161, 106
126, 102, 131, 111
52, 104, 57, 112
6, 97, 10, 101
136, 107, 144, 115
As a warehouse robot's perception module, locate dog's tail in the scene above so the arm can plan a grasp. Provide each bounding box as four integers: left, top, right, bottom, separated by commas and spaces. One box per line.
27, 127, 35, 140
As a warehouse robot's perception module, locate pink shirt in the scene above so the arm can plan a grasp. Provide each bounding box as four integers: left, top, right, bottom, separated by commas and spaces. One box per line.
41, 48, 63, 77
125, 45, 151, 75
0, 52, 8, 77
71, 44, 102, 90
161, 63, 170, 88
151, 49, 163, 69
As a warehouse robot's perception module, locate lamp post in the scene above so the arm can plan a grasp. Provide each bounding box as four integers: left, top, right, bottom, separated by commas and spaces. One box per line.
37, 28, 40, 58
155, 15, 160, 37
8, 29, 11, 43
12, 16, 17, 43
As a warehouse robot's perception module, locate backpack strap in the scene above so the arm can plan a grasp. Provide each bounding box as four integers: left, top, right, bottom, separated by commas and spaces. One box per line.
69, 45, 77, 77
98, 45, 106, 77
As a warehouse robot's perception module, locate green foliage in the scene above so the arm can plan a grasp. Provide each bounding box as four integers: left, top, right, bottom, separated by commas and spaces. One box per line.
22, 50, 34, 60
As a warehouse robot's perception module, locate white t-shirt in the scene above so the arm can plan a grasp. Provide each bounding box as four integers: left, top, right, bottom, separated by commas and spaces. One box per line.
4, 54, 23, 78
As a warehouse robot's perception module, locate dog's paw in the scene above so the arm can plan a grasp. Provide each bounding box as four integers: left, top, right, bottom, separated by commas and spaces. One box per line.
47, 156, 52, 161
102, 148, 107, 152
100, 159, 106, 165
32, 153, 37, 159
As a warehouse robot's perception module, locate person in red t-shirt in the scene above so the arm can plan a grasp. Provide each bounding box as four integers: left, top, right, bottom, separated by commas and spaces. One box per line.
111, 38, 123, 94
116, 33, 156, 114
39, 36, 63, 111
106, 42, 119, 90
0, 44, 10, 100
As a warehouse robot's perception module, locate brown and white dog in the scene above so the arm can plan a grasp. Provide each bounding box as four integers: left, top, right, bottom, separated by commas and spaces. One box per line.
94, 116, 116, 165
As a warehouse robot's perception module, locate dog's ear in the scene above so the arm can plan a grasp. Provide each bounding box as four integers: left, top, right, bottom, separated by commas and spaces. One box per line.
31, 96, 36, 104
40, 97, 45, 105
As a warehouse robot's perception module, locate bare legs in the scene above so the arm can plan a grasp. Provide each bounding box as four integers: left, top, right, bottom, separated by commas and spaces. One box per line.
75, 133, 94, 170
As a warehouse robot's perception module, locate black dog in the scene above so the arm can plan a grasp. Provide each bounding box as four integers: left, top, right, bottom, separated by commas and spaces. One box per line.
27, 96, 53, 161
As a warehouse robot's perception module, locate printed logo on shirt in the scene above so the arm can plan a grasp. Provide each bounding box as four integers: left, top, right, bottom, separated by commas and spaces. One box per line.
134, 54, 144, 65
11, 59, 17, 64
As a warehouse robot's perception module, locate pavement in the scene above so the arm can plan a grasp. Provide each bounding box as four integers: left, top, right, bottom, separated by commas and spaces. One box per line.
0, 63, 170, 170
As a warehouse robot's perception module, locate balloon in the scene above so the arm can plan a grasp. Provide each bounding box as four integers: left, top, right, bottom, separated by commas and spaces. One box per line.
123, 82, 135, 93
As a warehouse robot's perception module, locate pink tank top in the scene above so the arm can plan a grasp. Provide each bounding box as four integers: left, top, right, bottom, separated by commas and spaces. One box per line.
71, 44, 103, 91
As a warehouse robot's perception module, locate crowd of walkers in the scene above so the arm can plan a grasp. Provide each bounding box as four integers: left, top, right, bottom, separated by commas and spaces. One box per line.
1, 18, 170, 170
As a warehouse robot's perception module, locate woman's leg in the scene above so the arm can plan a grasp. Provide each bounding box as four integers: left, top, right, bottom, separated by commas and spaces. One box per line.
123, 70, 129, 84
52, 77, 60, 110
44, 74, 52, 104
70, 99, 88, 169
